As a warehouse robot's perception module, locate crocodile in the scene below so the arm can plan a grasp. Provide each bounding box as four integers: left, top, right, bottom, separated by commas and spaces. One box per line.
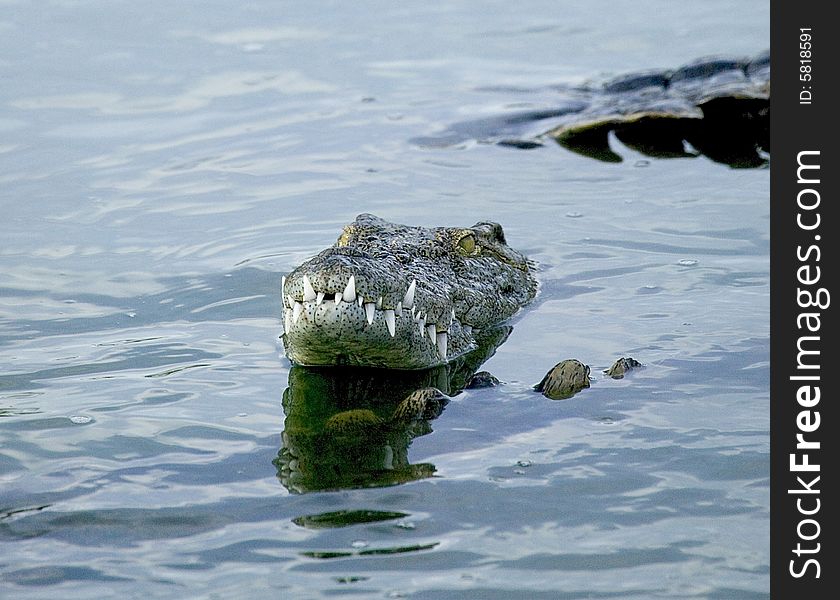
275, 53, 768, 493
412, 50, 770, 167
281, 213, 537, 369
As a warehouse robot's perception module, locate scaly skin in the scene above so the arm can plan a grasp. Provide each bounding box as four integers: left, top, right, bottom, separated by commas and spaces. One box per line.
413, 50, 770, 167
281, 214, 537, 369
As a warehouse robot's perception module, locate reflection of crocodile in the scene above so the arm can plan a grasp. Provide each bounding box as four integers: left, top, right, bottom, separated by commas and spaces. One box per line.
275, 326, 511, 493
413, 51, 770, 168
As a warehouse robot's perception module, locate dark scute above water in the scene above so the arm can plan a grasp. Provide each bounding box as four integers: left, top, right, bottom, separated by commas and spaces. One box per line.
602, 71, 671, 94
603, 357, 644, 379
534, 359, 591, 400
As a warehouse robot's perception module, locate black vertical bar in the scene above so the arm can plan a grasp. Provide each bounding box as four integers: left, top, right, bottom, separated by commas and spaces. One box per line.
771, 0, 836, 596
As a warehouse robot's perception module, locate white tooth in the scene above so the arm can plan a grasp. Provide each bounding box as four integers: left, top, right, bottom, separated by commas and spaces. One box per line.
342, 275, 356, 303
365, 302, 375, 324
426, 324, 437, 345
286, 294, 294, 308
293, 302, 303, 324
377, 296, 383, 309
334, 293, 342, 304
418, 317, 425, 336
437, 331, 448, 360
396, 301, 403, 315
411, 307, 417, 319
284, 310, 292, 333
358, 296, 364, 307
281, 276, 287, 292
463, 325, 473, 335
403, 280, 416, 309
384, 310, 395, 336
316, 291, 325, 305
302, 275, 317, 301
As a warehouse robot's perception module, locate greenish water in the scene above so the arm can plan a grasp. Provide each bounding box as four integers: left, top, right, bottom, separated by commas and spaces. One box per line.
1, 1, 768, 598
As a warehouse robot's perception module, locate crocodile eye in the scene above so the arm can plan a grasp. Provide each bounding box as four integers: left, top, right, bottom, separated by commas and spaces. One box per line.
336, 227, 354, 247
457, 234, 476, 254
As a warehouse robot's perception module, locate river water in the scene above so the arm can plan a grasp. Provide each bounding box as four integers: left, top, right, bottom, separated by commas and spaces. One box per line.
2, 1, 769, 598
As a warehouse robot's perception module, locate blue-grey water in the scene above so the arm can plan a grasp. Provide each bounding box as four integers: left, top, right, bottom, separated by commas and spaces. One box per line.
1, 1, 769, 598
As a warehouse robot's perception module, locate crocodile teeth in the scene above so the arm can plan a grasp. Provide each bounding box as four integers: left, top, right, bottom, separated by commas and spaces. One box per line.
403, 280, 416, 309
334, 292, 342, 304
315, 291, 325, 305
365, 302, 375, 325
302, 275, 317, 302
396, 301, 403, 315
418, 317, 425, 336
377, 296, 383, 309
342, 275, 356, 303
358, 295, 364, 307
436, 332, 448, 360
284, 310, 292, 334
426, 324, 437, 344
281, 276, 287, 293
384, 309, 396, 336
293, 302, 303, 324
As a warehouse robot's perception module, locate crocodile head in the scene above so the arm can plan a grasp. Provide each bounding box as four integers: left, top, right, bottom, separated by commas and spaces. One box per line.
281, 214, 537, 369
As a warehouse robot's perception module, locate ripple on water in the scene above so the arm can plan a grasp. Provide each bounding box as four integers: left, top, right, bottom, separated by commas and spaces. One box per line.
0, 1, 768, 597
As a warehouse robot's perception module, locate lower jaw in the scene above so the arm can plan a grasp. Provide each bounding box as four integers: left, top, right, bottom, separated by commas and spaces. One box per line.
282, 302, 470, 369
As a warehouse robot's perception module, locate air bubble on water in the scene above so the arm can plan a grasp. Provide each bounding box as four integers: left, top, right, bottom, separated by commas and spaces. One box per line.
677, 259, 698, 267
351, 540, 369, 549
565, 211, 583, 218
516, 460, 532, 468
70, 415, 92, 424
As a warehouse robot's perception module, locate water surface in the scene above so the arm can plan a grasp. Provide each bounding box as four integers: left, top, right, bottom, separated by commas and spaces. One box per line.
1, 1, 769, 598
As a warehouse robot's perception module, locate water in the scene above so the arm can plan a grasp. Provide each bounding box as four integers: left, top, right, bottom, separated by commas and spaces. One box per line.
2, 1, 769, 598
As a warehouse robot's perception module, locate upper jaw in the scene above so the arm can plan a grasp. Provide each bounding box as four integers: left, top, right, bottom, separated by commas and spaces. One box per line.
281, 266, 475, 369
